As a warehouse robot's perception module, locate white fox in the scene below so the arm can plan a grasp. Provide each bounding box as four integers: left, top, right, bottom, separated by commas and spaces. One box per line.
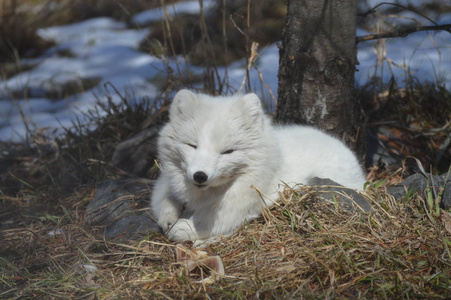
151, 90, 366, 241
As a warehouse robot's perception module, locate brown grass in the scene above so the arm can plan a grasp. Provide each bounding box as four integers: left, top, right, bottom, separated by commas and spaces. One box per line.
2, 179, 451, 299
360, 83, 451, 174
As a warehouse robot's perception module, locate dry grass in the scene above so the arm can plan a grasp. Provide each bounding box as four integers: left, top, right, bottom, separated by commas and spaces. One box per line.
1, 1, 451, 299
2, 180, 451, 299
360, 82, 451, 174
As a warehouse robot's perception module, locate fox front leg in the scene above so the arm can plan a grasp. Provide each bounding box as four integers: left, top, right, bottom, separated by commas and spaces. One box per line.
151, 177, 182, 232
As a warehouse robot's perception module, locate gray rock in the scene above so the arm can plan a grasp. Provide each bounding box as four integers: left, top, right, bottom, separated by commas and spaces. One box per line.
307, 177, 371, 212
86, 178, 161, 241
387, 173, 451, 208
111, 127, 160, 177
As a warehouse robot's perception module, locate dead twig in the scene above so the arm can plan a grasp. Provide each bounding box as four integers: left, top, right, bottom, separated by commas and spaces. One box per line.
357, 24, 451, 43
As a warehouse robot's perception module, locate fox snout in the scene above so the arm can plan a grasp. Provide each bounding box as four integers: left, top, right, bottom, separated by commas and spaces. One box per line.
193, 171, 208, 184
191, 171, 210, 190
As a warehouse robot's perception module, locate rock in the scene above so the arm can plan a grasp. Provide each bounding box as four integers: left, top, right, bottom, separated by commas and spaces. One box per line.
111, 127, 160, 177
307, 177, 371, 212
86, 178, 161, 241
387, 173, 451, 208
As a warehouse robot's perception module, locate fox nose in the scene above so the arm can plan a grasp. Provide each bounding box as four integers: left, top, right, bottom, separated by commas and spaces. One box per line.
193, 171, 208, 184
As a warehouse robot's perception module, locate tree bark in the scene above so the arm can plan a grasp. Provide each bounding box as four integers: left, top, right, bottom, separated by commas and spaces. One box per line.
276, 0, 364, 154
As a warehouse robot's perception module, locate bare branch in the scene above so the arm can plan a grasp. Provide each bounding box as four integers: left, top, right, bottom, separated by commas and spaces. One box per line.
356, 24, 451, 43
358, 2, 439, 26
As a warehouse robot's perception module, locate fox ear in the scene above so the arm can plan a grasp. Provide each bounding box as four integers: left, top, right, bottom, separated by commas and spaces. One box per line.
242, 93, 264, 125
170, 89, 198, 119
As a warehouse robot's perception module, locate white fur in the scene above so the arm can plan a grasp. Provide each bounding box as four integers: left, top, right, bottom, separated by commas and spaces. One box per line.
151, 90, 366, 241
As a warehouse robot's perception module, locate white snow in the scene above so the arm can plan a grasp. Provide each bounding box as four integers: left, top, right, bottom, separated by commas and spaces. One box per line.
131, 0, 216, 26
0, 0, 450, 142
356, 30, 451, 88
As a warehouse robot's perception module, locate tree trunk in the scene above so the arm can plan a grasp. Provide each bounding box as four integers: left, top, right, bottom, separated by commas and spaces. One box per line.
276, 0, 364, 154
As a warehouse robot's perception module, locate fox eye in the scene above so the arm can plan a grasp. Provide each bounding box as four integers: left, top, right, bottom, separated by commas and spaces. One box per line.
222, 149, 234, 155
186, 143, 197, 149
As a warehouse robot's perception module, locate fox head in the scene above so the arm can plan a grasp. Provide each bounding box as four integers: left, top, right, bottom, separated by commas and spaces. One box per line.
159, 89, 272, 190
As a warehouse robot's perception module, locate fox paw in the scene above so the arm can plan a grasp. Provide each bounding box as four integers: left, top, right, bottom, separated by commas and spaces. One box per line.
157, 209, 180, 232
167, 218, 199, 241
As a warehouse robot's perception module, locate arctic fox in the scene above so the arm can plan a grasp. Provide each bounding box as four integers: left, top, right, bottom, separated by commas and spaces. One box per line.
151, 89, 366, 241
